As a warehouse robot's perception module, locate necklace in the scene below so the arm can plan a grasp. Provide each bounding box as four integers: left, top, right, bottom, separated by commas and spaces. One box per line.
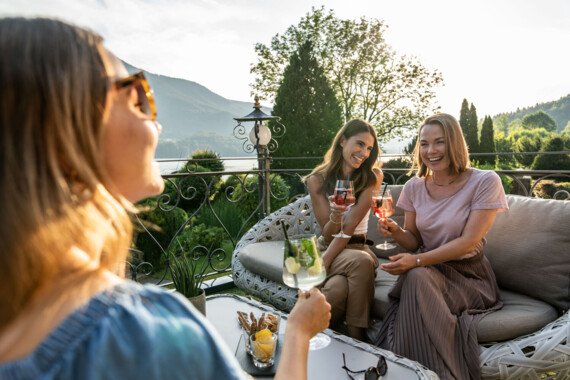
431, 174, 459, 187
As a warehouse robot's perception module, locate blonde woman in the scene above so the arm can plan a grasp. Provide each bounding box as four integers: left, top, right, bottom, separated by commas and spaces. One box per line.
306, 119, 382, 341
375, 113, 507, 379
0, 17, 330, 380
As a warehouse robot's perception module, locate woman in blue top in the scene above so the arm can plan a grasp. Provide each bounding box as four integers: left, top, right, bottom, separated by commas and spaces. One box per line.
0, 17, 330, 380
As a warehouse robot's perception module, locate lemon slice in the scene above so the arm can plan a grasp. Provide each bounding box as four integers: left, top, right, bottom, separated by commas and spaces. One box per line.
253, 328, 276, 358
255, 328, 273, 341
307, 257, 322, 276
284, 257, 301, 274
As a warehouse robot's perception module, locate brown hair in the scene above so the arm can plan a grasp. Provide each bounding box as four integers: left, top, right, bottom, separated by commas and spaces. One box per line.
409, 113, 470, 178
307, 119, 379, 199
0, 18, 132, 328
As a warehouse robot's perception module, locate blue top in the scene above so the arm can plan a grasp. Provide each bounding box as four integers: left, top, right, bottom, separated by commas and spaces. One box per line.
0, 281, 248, 380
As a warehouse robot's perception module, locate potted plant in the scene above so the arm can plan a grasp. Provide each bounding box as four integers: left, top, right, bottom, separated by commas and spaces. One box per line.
169, 251, 208, 316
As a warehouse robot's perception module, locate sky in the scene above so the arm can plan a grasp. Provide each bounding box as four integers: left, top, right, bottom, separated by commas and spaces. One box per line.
2, 0, 570, 119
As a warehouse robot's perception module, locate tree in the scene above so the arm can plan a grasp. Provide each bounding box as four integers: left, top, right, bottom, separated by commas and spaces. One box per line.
188, 148, 225, 172
563, 121, 570, 135
515, 135, 542, 168
251, 6, 443, 143
494, 132, 516, 167
459, 99, 470, 138
467, 103, 479, 153
270, 41, 343, 171
479, 116, 496, 165
493, 114, 509, 134
561, 133, 570, 150
521, 110, 557, 132
459, 99, 479, 153
509, 127, 551, 142
531, 136, 570, 171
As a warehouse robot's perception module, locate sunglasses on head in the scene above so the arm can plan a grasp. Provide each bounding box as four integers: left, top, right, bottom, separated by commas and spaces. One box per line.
114, 71, 157, 121
342, 353, 388, 380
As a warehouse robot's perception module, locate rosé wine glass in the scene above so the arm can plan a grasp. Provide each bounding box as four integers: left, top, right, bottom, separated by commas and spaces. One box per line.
372, 188, 397, 250
332, 180, 355, 239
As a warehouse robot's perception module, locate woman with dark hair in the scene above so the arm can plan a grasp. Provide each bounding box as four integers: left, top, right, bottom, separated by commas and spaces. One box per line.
306, 118, 382, 340
374, 113, 507, 379
0, 17, 330, 380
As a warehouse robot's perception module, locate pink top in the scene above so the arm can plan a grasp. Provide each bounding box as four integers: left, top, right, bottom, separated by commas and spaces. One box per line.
397, 168, 508, 257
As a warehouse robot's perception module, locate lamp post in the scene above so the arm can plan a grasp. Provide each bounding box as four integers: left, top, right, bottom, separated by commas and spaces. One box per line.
234, 96, 285, 218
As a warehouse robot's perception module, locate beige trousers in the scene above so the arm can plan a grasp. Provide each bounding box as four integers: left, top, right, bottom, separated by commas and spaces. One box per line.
321, 243, 378, 328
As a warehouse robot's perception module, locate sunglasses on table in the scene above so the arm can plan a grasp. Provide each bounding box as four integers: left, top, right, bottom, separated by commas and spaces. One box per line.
114, 71, 157, 121
342, 353, 388, 380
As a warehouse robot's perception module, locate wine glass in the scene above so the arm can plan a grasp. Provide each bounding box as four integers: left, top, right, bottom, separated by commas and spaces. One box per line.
282, 234, 331, 350
372, 188, 397, 250
332, 180, 355, 238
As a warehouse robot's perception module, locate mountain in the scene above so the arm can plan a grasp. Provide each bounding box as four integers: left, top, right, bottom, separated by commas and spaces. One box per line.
123, 62, 262, 146
494, 94, 570, 133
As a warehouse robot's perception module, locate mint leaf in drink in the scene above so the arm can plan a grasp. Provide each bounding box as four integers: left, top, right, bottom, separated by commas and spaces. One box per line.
301, 239, 315, 266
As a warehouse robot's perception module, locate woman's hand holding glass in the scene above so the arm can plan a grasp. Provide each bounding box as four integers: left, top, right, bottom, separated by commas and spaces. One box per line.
372, 188, 396, 250
328, 195, 346, 225
332, 180, 355, 238
287, 288, 331, 342
282, 234, 331, 350
377, 217, 399, 237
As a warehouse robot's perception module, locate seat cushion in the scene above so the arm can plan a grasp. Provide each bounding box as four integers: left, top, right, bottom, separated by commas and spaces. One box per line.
238, 241, 285, 284
370, 264, 559, 343
371, 259, 399, 317
477, 289, 558, 342
484, 195, 570, 312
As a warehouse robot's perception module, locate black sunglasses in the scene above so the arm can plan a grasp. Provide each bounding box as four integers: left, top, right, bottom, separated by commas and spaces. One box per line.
342, 353, 388, 380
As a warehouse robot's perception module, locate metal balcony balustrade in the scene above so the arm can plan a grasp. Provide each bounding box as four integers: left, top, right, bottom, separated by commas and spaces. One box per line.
128, 152, 570, 292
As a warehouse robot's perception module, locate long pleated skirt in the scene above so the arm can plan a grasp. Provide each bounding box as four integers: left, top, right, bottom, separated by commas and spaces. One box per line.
374, 251, 502, 380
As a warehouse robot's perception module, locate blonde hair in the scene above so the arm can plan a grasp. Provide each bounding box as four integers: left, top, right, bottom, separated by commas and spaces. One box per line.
307, 119, 379, 199
0, 18, 132, 328
410, 113, 470, 178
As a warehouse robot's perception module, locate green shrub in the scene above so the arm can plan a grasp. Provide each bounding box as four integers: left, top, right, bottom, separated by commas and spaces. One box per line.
531, 137, 570, 172
134, 198, 189, 269
231, 174, 290, 229
494, 132, 517, 166
280, 173, 308, 202
194, 198, 245, 240
177, 223, 226, 253
533, 181, 570, 199
176, 165, 222, 212
189, 148, 225, 172
218, 175, 241, 201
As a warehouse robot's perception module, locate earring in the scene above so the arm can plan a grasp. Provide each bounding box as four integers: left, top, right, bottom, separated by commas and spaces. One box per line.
69, 170, 93, 203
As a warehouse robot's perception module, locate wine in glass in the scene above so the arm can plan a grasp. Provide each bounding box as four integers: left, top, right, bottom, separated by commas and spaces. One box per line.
282, 234, 331, 350
372, 188, 397, 250
332, 180, 355, 238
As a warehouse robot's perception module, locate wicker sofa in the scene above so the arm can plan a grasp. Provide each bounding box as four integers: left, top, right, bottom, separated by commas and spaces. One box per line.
231, 186, 570, 379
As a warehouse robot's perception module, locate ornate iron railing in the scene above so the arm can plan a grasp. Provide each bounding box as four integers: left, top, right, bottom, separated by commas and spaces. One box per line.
129, 152, 570, 291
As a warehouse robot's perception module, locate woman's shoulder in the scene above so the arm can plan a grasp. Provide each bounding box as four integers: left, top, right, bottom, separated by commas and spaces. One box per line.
404, 175, 424, 189
2, 281, 229, 379
53, 281, 203, 348
307, 173, 326, 194
307, 173, 325, 185
469, 168, 502, 186
90, 281, 202, 336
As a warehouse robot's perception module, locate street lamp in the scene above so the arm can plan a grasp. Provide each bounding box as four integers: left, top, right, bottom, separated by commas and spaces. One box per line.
234, 96, 285, 218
